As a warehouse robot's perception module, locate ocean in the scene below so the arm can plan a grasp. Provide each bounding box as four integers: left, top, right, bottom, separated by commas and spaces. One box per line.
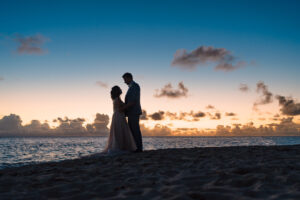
1, 136, 300, 169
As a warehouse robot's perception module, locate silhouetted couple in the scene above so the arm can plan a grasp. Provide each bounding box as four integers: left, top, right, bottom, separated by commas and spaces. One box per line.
103, 73, 143, 154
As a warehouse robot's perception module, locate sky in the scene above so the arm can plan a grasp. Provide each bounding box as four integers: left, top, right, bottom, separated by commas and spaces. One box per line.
1, 0, 300, 136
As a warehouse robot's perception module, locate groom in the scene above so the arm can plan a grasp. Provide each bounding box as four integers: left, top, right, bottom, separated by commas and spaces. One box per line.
122, 72, 143, 152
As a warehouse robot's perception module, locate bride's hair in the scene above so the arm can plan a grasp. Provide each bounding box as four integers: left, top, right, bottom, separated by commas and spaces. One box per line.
111, 86, 122, 99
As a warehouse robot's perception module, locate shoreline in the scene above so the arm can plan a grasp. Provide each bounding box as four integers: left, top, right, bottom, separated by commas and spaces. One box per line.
1, 145, 300, 199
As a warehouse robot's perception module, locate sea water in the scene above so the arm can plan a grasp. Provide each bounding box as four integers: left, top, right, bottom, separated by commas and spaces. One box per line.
1, 136, 300, 169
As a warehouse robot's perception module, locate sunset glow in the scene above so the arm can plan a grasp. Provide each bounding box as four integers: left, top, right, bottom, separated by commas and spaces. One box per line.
1, 0, 300, 136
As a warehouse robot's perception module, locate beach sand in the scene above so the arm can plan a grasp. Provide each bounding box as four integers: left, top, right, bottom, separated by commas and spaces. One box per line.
0, 145, 300, 200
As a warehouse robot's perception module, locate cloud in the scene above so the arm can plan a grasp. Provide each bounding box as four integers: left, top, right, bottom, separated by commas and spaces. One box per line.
215, 117, 300, 136
206, 105, 215, 109
207, 112, 221, 120
0, 113, 109, 136
192, 111, 206, 118
171, 46, 246, 72
143, 110, 212, 122
239, 83, 250, 92
96, 81, 108, 88
23, 120, 51, 134
140, 110, 148, 120
0, 114, 22, 132
225, 112, 236, 116
140, 124, 172, 136
0, 77, 4, 81
150, 111, 165, 120
1, 113, 299, 136
55, 117, 87, 134
14, 34, 49, 55
88, 113, 110, 134
140, 116, 300, 136
214, 61, 246, 72
164, 111, 179, 120
276, 95, 300, 116
253, 81, 273, 110
154, 82, 188, 98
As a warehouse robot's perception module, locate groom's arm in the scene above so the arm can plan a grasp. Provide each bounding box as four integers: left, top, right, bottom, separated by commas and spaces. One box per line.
120, 101, 135, 111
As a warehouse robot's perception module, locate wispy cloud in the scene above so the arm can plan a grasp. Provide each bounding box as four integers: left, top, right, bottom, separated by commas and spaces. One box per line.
0, 76, 4, 81
225, 112, 236, 116
206, 105, 215, 109
253, 81, 273, 110
96, 81, 108, 88
14, 34, 49, 55
171, 46, 246, 72
154, 82, 188, 98
239, 83, 250, 92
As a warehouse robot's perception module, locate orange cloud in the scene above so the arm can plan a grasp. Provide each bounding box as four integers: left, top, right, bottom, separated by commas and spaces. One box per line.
154, 82, 188, 98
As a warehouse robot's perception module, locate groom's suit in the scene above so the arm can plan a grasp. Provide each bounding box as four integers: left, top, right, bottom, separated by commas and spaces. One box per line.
125, 81, 143, 151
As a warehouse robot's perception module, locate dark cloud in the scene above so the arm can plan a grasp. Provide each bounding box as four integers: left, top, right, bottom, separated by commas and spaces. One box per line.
91, 113, 110, 134
23, 120, 51, 134
276, 95, 300, 116
55, 117, 86, 134
192, 111, 206, 118
140, 110, 148, 120
150, 111, 165, 120
225, 112, 236, 116
216, 117, 300, 136
208, 112, 221, 120
253, 81, 273, 110
0, 113, 109, 136
14, 34, 49, 55
96, 81, 108, 88
140, 117, 300, 136
239, 83, 250, 92
154, 82, 188, 98
0, 114, 22, 132
143, 110, 211, 121
171, 46, 245, 72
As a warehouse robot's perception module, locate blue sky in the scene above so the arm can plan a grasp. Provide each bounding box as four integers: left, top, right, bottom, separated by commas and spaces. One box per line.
1, 0, 300, 130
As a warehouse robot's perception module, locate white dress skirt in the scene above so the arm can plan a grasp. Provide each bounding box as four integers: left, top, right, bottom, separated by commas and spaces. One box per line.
103, 98, 137, 153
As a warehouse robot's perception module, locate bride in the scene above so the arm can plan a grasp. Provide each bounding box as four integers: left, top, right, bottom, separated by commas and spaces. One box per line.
103, 86, 137, 153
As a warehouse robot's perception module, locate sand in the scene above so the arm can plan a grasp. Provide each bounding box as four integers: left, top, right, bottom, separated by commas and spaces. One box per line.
0, 145, 300, 200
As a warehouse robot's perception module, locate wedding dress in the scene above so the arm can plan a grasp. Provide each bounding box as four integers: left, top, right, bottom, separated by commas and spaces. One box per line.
103, 98, 137, 153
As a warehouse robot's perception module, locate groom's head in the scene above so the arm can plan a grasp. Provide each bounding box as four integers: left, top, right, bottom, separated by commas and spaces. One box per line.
122, 72, 133, 85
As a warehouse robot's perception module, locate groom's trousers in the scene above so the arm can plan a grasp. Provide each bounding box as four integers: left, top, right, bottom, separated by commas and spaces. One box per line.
128, 115, 143, 151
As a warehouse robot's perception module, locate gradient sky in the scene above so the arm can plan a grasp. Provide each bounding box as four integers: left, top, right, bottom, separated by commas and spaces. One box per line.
1, 0, 300, 133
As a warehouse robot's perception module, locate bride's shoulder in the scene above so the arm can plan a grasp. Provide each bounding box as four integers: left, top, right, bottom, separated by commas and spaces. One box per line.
113, 97, 124, 105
